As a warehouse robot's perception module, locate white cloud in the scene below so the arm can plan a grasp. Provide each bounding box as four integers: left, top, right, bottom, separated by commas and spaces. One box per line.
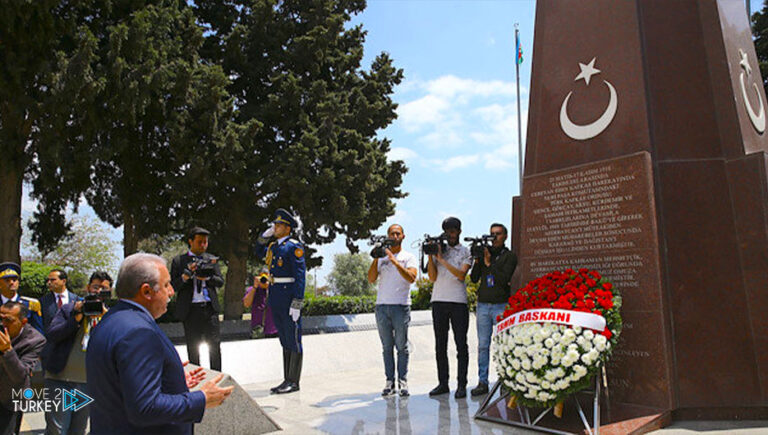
387, 147, 419, 162
433, 154, 480, 172
397, 94, 450, 132
424, 75, 518, 99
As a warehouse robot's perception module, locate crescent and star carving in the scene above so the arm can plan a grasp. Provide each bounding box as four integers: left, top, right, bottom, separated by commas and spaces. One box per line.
559, 57, 618, 141
738, 48, 765, 134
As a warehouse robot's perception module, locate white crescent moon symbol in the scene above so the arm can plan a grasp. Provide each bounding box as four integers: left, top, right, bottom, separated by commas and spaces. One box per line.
739, 71, 765, 134
559, 80, 618, 141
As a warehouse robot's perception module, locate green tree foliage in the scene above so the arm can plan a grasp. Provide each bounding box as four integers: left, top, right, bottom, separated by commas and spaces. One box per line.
328, 252, 375, 296
0, 0, 100, 261
184, 0, 407, 319
19, 262, 55, 300
753, 2, 768, 92
82, 1, 235, 256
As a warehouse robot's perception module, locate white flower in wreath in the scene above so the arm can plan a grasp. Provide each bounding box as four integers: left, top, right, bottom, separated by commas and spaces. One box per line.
525, 372, 539, 384
552, 332, 562, 341
544, 370, 557, 382
538, 392, 551, 402
521, 359, 531, 370
513, 346, 524, 357
541, 380, 551, 389
573, 326, 582, 334
511, 359, 521, 370
544, 338, 555, 348
584, 330, 595, 340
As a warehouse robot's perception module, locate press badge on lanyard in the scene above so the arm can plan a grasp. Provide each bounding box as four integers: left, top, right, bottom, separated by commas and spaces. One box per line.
486, 274, 495, 287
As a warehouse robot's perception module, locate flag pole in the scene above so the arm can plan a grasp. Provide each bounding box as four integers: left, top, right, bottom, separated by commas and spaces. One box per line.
515, 24, 523, 192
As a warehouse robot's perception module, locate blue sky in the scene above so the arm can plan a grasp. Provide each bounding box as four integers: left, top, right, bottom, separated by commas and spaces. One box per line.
22, 0, 763, 286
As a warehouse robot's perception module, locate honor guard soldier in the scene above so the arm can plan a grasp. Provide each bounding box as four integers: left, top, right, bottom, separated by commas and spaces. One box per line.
0, 262, 43, 335
256, 209, 306, 394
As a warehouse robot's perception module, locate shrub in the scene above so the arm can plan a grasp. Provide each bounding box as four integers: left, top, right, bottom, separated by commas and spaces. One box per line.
19, 262, 54, 300
302, 294, 376, 316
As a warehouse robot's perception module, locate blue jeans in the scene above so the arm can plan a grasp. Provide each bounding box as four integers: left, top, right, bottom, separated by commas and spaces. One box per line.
375, 304, 410, 381
476, 302, 507, 385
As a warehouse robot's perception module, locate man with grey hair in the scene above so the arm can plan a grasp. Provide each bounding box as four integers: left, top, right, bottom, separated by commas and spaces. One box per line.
86, 253, 233, 435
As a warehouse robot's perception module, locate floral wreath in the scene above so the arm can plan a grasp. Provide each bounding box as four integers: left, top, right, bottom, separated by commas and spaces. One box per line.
492, 268, 622, 409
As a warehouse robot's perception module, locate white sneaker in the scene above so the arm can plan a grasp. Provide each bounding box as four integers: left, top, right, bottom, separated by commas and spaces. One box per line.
382, 380, 396, 396
398, 379, 409, 397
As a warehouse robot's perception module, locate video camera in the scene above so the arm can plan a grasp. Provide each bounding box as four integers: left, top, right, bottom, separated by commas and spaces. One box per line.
465, 234, 496, 259
422, 233, 449, 256
190, 256, 219, 279
369, 235, 396, 258
82, 289, 113, 316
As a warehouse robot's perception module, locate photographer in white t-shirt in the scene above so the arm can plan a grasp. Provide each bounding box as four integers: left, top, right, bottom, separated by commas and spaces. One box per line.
426, 216, 472, 399
367, 224, 418, 398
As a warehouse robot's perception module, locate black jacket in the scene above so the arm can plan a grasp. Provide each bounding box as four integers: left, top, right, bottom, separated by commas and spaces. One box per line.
470, 246, 518, 304
170, 252, 224, 321
1, 326, 46, 410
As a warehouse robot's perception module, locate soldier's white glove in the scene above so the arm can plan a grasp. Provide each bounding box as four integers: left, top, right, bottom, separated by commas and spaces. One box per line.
258, 226, 275, 244
289, 299, 303, 322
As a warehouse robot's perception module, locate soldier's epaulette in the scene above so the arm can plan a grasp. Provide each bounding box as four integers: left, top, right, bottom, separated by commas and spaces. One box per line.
20, 296, 42, 314
288, 238, 301, 245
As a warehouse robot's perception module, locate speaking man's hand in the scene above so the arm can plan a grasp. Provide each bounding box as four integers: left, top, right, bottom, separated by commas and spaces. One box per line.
200, 374, 234, 409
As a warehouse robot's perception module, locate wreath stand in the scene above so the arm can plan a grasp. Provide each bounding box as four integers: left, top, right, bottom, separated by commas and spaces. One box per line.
474, 365, 607, 435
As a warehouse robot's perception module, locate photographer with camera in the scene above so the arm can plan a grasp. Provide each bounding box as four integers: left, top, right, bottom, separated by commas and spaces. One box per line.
171, 227, 225, 371
426, 217, 472, 398
367, 224, 418, 397
468, 223, 517, 397
41, 271, 112, 435
243, 272, 277, 339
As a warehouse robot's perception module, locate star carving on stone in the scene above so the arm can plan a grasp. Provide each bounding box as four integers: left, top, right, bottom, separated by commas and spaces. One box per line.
574, 57, 601, 86
739, 49, 752, 76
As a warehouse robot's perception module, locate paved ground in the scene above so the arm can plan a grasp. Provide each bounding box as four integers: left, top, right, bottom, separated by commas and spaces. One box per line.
18, 316, 768, 434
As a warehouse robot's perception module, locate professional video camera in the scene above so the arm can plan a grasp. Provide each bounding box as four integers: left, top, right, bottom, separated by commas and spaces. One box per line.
189, 256, 219, 278
369, 235, 396, 258
422, 233, 449, 256
82, 289, 113, 316
464, 234, 496, 259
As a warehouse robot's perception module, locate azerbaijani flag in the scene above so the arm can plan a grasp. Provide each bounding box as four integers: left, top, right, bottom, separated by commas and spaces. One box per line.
515, 32, 523, 65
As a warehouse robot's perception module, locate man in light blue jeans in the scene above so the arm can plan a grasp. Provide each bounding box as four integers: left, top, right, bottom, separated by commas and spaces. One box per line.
367, 224, 418, 397
468, 223, 518, 396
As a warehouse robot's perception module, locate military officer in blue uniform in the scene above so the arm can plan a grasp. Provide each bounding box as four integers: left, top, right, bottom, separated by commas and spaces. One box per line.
256, 209, 306, 394
0, 262, 44, 334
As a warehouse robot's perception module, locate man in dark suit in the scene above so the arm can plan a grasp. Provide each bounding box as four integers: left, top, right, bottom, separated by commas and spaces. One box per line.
86, 253, 232, 435
41, 271, 111, 435
0, 301, 47, 435
171, 227, 224, 371
40, 268, 80, 334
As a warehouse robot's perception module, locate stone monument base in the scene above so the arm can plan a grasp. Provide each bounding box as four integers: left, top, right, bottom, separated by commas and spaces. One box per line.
186, 365, 280, 435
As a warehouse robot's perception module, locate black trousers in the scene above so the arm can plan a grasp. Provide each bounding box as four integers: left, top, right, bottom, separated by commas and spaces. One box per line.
431, 301, 469, 386
0, 405, 21, 435
183, 303, 222, 371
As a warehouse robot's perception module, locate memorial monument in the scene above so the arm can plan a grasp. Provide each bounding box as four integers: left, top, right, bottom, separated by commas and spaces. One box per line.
480, 0, 768, 432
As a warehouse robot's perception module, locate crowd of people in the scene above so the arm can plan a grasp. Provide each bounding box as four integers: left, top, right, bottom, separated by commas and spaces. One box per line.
0, 208, 517, 433
367, 217, 517, 399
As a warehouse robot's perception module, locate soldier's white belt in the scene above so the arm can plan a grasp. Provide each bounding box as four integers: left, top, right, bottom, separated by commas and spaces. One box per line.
271, 277, 296, 284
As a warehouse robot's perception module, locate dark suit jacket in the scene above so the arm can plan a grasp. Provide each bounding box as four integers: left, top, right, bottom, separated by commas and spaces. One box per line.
0, 326, 46, 411
86, 300, 205, 434
41, 290, 81, 333
170, 252, 224, 321
41, 302, 81, 374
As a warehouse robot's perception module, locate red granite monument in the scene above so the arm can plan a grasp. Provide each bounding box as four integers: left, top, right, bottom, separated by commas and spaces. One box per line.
481, 0, 768, 432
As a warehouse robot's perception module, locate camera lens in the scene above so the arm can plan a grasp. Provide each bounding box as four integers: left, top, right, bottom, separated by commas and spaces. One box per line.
259, 277, 268, 284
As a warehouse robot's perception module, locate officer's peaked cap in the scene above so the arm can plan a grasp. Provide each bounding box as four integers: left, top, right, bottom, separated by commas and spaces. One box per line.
273, 208, 297, 227
0, 262, 21, 279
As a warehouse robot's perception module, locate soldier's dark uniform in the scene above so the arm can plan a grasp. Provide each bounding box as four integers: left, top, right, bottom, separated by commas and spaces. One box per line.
0, 262, 43, 335
255, 209, 306, 394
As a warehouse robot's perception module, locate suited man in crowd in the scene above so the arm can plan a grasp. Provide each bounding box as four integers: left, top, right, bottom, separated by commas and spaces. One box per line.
86, 253, 233, 435
41, 272, 112, 435
40, 269, 80, 333
0, 301, 47, 435
0, 263, 43, 335
171, 227, 224, 371
256, 209, 306, 394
